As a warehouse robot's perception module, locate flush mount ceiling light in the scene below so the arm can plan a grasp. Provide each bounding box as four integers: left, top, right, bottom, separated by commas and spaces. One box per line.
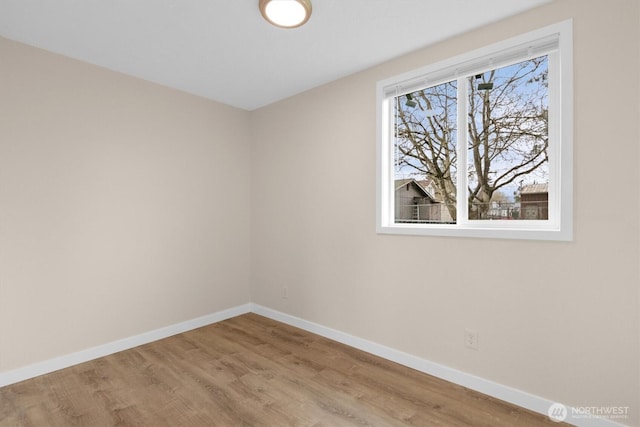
259, 0, 312, 29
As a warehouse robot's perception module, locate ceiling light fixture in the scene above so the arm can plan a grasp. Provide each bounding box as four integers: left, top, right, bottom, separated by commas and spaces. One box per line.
259, 0, 312, 29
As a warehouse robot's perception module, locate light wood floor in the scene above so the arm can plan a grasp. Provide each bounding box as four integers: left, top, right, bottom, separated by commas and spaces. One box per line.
0, 313, 569, 426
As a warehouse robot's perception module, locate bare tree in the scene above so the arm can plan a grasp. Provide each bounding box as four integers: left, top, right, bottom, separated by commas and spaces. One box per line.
395, 56, 549, 221
396, 81, 458, 219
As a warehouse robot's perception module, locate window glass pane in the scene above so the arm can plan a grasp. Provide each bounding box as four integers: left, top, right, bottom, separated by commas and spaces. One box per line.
393, 81, 458, 224
467, 55, 549, 220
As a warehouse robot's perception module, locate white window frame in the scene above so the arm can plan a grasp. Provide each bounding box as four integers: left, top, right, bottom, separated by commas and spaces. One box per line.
376, 20, 573, 241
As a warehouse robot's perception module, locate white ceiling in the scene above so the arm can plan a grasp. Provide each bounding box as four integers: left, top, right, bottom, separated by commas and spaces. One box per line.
0, 0, 551, 110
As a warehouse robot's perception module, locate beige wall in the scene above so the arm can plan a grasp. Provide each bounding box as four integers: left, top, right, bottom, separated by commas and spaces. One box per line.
251, 0, 639, 424
0, 37, 251, 371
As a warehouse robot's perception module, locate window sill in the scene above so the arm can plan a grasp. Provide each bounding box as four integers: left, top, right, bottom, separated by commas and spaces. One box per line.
377, 223, 572, 241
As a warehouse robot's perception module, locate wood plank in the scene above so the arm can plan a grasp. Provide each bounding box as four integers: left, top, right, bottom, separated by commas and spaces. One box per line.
0, 313, 570, 426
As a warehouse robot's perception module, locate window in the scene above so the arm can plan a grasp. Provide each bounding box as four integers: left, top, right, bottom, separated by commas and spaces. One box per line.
376, 21, 573, 240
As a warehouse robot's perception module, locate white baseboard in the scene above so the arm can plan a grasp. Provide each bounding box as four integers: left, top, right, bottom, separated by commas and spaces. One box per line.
250, 304, 629, 427
0, 303, 252, 388
0, 302, 629, 427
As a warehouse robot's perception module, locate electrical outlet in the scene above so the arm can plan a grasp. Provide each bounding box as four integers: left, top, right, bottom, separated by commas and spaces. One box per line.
464, 328, 479, 350
282, 286, 288, 299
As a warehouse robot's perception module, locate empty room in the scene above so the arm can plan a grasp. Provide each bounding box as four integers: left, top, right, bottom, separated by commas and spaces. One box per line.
1, 0, 638, 426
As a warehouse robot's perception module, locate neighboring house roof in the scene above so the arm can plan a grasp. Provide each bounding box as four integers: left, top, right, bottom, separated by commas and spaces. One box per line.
394, 179, 436, 202
521, 183, 548, 194
416, 178, 446, 202
395, 178, 415, 189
